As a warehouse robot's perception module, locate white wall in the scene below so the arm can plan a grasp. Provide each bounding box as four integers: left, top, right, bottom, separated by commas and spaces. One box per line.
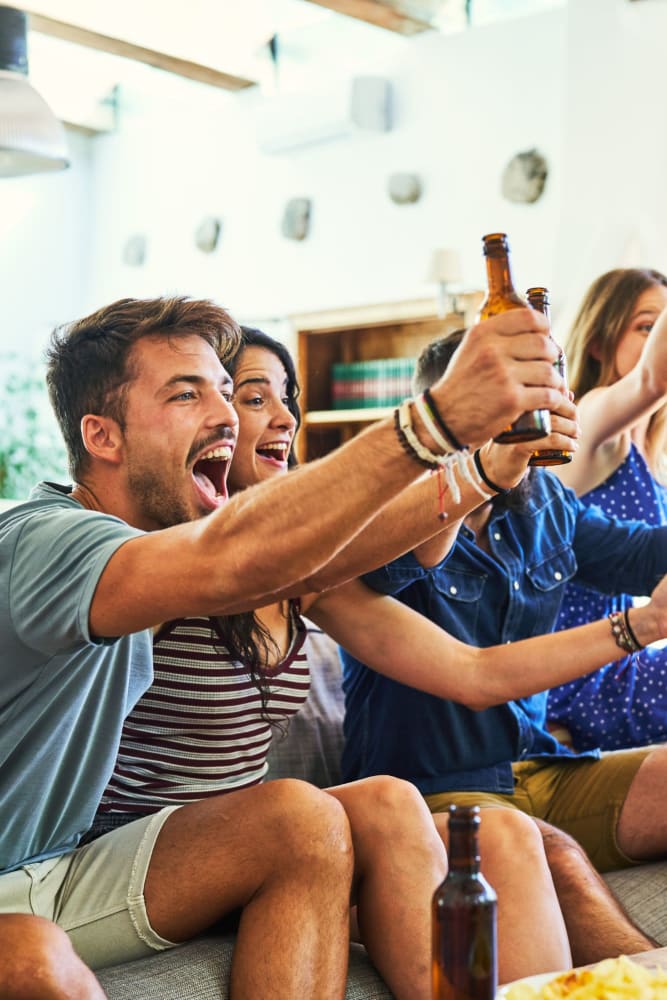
0, 129, 93, 354
83, 6, 566, 331
3, 0, 667, 354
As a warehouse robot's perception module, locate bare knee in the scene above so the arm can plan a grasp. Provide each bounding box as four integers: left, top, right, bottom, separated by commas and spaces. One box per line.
340, 775, 436, 836
534, 819, 588, 870
263, 778, 354, 874
477, 808, 544, 856
0, 916, 104, 1000
358, 774, 427, 818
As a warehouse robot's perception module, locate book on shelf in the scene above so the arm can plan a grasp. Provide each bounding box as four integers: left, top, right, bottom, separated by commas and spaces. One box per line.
331, 357, 416, 410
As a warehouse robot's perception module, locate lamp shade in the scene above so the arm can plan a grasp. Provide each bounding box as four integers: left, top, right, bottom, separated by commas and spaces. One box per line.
427, 248, 462, 285
0, 7, 69, 177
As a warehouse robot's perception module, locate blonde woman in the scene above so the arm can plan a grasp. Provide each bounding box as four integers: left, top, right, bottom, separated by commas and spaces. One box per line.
548, 268, 667, 750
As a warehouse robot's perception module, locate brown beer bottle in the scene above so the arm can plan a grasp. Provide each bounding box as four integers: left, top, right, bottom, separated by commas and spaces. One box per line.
478, 233, 551, 443
526, 286, 572, 467
432, 805, 497, 1000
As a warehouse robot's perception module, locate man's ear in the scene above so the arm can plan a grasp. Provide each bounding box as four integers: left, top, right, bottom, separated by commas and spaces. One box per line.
80, 414, 123, 465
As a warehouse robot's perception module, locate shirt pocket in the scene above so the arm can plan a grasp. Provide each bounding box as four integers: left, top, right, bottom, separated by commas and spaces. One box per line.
432, 568, 485, 603
431, 569, 486, 641
525, 545, 578, 593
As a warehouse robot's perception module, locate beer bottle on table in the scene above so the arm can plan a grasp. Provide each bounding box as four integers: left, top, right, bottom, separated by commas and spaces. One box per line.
526, 286, 572, 467
478, 232, 550, 443
432, 805, 497, 1000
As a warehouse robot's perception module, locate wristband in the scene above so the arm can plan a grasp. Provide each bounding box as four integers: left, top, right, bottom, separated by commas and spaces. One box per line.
623, 608, 644, 651
423, 387, 468, 451
414, 393, 458, 456
473, 449, 510, 496
609, 609, 643, 654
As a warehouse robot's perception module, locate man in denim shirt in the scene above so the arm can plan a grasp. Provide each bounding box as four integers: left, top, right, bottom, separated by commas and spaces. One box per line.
341, 331, 667, 895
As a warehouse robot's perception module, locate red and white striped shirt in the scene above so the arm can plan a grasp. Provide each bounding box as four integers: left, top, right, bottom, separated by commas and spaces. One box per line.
99, 609, 310, 814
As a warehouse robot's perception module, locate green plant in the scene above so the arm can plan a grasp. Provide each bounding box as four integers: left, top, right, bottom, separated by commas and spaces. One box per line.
0, 353, 68, 499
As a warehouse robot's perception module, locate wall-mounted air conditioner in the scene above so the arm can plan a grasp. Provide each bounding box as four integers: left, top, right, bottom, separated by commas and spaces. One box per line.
254, 76, 392, 155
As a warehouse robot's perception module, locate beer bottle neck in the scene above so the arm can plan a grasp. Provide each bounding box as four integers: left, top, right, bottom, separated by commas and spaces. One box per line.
484, 254, 518, 298
448, 826, 481, 876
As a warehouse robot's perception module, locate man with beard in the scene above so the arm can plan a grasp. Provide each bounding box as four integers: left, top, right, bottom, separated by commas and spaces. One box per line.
341, 327, 667, 967
0, 296, 564, 997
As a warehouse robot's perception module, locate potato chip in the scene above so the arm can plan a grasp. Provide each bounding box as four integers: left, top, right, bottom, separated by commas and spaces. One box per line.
503, 955, 667, 1000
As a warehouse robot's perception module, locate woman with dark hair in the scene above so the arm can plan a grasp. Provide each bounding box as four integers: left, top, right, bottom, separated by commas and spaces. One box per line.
548, 268, 667, 751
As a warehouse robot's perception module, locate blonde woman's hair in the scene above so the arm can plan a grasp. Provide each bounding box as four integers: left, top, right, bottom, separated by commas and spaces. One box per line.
566, 268, 667, 479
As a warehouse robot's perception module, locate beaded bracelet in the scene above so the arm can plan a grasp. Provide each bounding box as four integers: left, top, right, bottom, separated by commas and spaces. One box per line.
394, 405, 435, 470
608, 609, 644, 654
473, 449, 510, 496
397, 399, 457, 469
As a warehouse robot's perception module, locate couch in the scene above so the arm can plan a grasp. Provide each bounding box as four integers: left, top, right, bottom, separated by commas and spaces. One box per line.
97, 626, 667, 999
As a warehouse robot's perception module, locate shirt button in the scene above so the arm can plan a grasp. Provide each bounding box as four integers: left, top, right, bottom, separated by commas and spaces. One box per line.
449, 585, 458, 595
513, 581, 520, 591
493, 532, 501, 541
554, 571, 562, 581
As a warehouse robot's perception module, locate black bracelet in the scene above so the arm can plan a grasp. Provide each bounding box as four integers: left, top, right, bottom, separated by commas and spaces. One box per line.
423, 387, 468, 451
473, 449, 510, 495
623, 607, 644, 651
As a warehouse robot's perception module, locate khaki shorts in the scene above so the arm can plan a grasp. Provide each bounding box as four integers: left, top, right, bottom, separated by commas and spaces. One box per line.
0, 807, 180, 969
425, 748, 653, 873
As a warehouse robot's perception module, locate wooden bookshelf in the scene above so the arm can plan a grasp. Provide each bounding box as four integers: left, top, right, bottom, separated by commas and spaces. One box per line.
290, 293, 482, 462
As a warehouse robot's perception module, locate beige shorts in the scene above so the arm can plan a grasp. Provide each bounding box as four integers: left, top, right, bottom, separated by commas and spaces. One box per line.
0, 807, 180, 969
425, 748, 653, 873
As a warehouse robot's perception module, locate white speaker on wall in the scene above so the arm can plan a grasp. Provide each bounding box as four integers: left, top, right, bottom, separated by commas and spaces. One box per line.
254, 76, 393, 155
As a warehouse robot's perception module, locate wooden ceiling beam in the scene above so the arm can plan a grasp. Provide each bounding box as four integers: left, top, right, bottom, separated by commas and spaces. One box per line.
305, 0, 434, 35
21, 9, 257, 92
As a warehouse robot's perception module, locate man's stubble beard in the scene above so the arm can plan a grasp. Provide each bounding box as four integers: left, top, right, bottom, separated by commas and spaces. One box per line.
126, 464, 199, 529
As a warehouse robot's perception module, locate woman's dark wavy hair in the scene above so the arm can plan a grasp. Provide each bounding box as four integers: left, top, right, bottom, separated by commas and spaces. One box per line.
46, 296, 241, 480
414, 328, 534, 512
215, 326, 303, 730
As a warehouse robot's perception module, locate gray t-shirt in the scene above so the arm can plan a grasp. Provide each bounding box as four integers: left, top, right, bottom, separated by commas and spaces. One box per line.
0, 483, 152, 871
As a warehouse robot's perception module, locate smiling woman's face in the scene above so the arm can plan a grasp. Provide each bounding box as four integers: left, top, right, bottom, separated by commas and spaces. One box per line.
228, 345, 297, 493
612, 284, 667, 379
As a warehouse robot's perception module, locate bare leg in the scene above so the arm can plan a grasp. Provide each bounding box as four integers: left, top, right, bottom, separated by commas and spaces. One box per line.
327, 776, 447, 1000
617, 745, 667, 860
433, 808, 571, 985
535, 820, 657, 964
0, 915, 106, 1000
145, 779, 354, 1000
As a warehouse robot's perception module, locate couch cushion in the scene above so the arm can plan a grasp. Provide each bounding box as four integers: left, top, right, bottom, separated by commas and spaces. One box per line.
96, 936, 394, 999
602, 861, 667, 946
266, 623, 344, 787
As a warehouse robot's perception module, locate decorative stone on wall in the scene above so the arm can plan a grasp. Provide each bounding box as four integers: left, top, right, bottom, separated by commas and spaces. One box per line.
501, 148, 548, 204
388, 172, 423, 204
122, 234, 147, 266
281, 198, 311, 240
195, 216, 222, 253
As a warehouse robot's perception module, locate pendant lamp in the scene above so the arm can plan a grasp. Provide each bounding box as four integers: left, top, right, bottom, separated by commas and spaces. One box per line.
0, 5, 69, 176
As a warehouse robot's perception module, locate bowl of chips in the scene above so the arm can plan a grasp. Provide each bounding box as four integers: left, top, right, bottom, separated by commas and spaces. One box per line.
499, 955, 667, 999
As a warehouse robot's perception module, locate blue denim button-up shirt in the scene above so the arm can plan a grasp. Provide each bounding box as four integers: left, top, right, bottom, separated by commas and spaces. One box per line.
340, 471, 667, 795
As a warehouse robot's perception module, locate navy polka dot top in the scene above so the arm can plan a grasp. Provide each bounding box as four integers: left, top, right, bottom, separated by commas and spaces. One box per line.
548, 444, 667, 750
